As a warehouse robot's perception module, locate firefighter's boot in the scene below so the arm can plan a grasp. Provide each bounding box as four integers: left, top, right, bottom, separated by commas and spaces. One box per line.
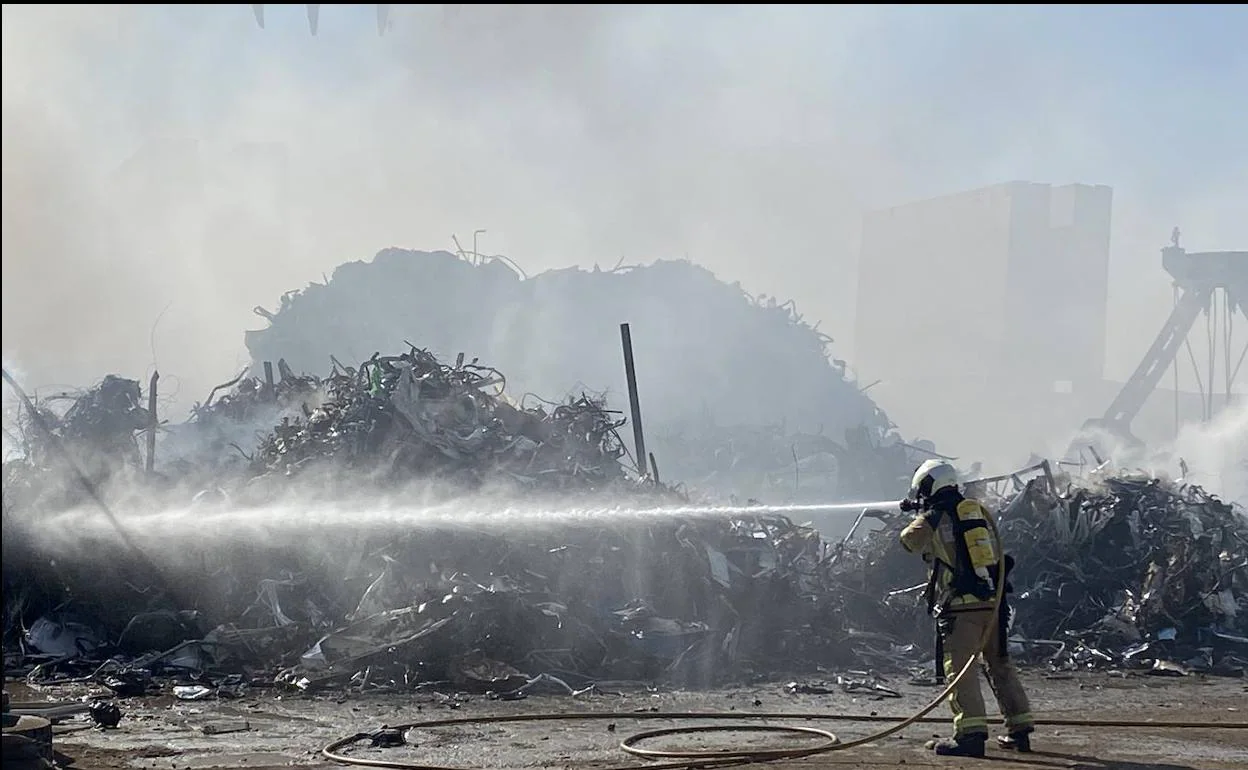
928, 733, 987, 757
996, 731, 1032, 752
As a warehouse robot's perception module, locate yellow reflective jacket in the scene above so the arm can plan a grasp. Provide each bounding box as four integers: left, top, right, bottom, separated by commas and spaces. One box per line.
899, 497, 999, 613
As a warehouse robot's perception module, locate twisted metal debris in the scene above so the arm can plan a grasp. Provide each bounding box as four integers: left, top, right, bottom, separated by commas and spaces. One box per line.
248, 346, 629, 490
997, 474, 1247, 674
823, 471, 1248, 677
4, 465, 1245, 705
6, 508, 844, 697
4, 345, 638, 507
244, 248, 919, 500
4, 346, 1244, 709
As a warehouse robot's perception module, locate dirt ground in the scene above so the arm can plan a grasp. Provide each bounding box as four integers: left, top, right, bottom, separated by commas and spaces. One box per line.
9, 670, 1247, 770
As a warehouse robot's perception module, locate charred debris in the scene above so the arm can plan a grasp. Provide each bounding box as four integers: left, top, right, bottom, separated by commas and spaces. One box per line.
3, 347, 1245, 707
3, 339, 912, 695
834, 466, 1247, 681
5, 346, 642, 510
3, 247, 1245, 705
245, 248, 916, 504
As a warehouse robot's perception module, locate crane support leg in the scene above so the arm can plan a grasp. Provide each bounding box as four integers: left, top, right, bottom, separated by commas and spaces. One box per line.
1102, 285, 1213, 427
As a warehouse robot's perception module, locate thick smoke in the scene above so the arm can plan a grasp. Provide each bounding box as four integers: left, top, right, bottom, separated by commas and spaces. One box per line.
3, 5, 1247, 465
1077, 399, 1248, 508
1171, 400, 1248, 507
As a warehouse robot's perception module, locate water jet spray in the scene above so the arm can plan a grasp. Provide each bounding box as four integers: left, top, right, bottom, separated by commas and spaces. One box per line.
2, 367, 167, 589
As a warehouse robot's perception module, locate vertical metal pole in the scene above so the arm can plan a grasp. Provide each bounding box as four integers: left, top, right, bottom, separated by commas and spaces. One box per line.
146, 371, 159, 474
619, 323, 648, 478
1173, 287, 1180, 439
1207, 292, 1216, 421
1225, 294, 1233, 407
473, 229, 486, 266
263, 361, 275, 402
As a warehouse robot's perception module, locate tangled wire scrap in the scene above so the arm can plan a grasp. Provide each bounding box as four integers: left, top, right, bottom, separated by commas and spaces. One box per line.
821, 473, 1248, 677
994, 475, 1248, 673
251, 345, 630, 489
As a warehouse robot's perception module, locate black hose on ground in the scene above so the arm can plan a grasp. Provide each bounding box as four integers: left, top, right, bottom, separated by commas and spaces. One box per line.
321, 709, 1248, 770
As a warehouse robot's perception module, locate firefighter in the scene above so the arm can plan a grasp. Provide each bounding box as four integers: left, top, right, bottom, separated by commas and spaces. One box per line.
899, 459, 1033, 757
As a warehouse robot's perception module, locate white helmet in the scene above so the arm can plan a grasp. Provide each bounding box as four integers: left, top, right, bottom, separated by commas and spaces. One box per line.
909, 459, 960, 502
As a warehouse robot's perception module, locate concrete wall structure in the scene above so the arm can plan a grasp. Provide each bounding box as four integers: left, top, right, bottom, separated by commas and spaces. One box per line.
855, 181, 1117, 465
1002, 183, 1114, 389
856, 181, 1112, 392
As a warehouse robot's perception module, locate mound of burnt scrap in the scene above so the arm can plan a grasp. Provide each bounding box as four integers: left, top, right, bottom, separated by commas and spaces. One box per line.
5, 462, 1244, 701
5, 509, 862, 697
2, 375, 154, 510
244, 345, 632, 491
1, 343, 658, 689
826, 472, 1248, 678
244, 248, 917, 502
1, 332, 926, 699
999, 474, 1247, 674
2, 345, 640, 512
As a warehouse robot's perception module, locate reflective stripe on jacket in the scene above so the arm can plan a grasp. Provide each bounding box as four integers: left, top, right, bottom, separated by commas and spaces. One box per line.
899, 497, 999, 613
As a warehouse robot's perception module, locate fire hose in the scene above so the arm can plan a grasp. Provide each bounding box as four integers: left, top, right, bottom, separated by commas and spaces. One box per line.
321, 512, 1248, 769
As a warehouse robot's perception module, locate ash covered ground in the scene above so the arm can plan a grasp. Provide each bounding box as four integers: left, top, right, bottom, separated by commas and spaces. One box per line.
11, 673, 1248, 770
4, 249, 1246, 769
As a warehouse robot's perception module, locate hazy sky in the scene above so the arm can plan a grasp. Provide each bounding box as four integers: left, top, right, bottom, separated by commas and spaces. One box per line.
3, 5, 1247, 437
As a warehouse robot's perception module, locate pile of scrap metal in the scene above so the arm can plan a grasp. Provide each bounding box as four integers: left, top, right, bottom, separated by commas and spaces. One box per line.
245, 248, 907, 501
245, 346, 629, 490
6, 464, 1242, 704
998, 473, 1247, 675
7, 250, 931, 505
189, 358, 321, 426
2, 376, 152, 508
2, 345, 657, 692
3, 345, 638, 510
5, 512, 874, 699
824, 469, 1248, 677
156, 360, 323, 488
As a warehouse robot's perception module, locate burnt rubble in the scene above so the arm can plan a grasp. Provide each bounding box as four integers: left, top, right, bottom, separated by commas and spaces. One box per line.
823, 470, 1248, 678
246, 346, 632, 492
244, 249, 912, 502
998, 473, 1248, 674
3, 254, 1245, 704
4, 346, 643, 512
4, 376, 151, 495
6, 502, 844, 697
5, 452, 1245, 701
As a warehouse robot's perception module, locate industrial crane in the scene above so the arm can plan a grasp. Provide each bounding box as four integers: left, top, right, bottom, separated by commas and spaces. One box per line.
250, 4, 391, 36
1069, 230, 1247, 462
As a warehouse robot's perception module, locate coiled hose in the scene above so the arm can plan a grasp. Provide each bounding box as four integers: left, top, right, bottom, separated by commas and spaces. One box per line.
321, 514, 1248, 769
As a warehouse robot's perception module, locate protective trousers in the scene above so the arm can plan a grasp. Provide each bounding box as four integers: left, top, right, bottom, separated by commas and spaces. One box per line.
940, 608, 1033, 738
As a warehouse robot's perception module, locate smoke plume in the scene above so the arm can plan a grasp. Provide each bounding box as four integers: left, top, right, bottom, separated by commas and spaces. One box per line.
4, 5, 1246, 465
